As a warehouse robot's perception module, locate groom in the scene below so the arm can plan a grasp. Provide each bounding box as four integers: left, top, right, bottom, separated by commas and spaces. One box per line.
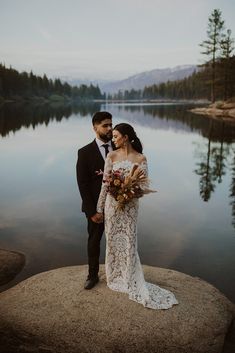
76, 111, 113, 289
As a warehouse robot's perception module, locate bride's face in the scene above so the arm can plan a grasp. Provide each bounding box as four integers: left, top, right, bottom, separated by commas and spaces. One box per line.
112, 130, 127, 148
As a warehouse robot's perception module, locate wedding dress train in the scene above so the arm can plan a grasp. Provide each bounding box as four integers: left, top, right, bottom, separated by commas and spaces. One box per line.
97, 158, 178, 310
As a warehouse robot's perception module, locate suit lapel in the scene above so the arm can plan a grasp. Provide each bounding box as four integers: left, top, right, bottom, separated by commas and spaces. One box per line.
91, 139, 104, 167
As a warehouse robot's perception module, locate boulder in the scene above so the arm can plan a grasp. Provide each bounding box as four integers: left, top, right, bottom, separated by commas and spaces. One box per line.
190, 107, 208, 114
0, 264, 234, 353
0, 248, 25, 285
207, 108, 224, 116
190, 106, 235, 121
228, 109, 235, 118
222, 103, 235, 110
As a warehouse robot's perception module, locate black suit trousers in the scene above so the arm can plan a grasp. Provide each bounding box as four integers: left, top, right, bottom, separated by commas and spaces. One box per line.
87, 218, 104, 278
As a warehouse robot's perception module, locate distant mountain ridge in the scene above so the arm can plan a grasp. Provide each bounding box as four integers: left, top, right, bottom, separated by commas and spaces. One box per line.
63, 65, 198, 94
100, 65, 197, 94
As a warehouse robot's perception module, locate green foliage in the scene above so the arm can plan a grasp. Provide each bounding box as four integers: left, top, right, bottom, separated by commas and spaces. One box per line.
200, 9, 225, 59
0, 64, 104, 101
221, 29, 235, 59
110, 9, 235, 102
72, 84, 104, 100
199, 9, 235, 102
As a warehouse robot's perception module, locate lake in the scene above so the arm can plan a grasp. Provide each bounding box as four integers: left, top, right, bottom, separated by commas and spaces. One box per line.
0, 102, 235, 303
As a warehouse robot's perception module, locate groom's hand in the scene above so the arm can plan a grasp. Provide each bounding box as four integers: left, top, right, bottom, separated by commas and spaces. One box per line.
91, 212, 104, 223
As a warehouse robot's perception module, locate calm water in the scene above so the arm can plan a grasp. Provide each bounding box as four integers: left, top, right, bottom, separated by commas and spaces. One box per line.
0, 102, 235, 302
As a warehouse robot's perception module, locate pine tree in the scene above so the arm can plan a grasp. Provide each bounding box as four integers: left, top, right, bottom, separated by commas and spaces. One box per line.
200, 9, 225, 102
220, 29, 235, 100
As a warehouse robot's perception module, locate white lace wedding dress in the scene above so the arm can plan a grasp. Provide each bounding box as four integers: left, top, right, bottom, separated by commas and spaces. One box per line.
97, 157, 178, 310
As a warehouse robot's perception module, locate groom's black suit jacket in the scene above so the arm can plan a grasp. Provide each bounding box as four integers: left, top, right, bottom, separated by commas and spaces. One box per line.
76, 140, 113, 218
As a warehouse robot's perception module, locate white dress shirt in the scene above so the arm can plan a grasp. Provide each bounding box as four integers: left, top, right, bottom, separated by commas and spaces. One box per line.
95, 138, 113, 160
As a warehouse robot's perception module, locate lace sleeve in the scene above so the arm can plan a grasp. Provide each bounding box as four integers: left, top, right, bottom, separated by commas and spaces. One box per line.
141, 159, 148, 178
97, 156, 113, 213
138, 158, 149, 188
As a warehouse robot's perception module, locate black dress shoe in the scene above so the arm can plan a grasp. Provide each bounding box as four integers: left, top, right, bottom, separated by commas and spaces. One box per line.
84, 276, 99, 290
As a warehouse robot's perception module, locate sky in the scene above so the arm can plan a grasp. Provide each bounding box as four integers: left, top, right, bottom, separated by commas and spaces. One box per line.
1, 0, 235, 81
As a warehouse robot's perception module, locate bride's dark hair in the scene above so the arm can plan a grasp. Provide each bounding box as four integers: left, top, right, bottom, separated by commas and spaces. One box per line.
113, 123, 143, 154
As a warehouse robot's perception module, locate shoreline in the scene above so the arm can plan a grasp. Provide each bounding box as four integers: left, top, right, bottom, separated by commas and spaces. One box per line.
190, 100, 235, 123
0, 248, 25, 286
0, 97, 209, 105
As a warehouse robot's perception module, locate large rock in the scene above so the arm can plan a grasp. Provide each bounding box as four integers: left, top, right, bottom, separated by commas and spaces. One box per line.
222, 103, 235, 110
228, 109, 235, 118
190, 100, 235, 122
0, 248, 25, 285
0, 265, 234, 353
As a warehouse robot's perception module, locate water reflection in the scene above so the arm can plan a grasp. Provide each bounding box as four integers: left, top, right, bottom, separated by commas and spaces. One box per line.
193, 119, 235, 228
0, 102, 235, 302
108, 103, 235, 142
107, 103, 235, 229
1, 102, 235, 143
0, 102, 101, 137
230, 155, 235, 228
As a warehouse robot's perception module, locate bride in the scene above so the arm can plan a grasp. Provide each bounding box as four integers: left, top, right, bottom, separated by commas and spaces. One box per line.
97, 123, 178, 310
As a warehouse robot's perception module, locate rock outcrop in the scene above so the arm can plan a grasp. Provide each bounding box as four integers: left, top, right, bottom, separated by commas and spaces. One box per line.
190, 100, 235, 122
0, 264, 234, 353
0, 248, 25, 285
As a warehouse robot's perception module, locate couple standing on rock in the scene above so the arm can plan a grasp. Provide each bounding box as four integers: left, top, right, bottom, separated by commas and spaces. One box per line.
76, 111, 178, 309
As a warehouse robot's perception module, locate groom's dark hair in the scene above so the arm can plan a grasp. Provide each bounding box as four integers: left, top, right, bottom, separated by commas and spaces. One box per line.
92, 111, 112, 126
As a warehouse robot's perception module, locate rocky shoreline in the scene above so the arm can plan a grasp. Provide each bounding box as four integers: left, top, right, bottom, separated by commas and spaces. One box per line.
0, 248, 25, 286
190, 101, 235, 122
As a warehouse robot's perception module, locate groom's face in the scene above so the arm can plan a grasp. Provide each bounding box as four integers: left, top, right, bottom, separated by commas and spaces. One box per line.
94, 118, 113, 142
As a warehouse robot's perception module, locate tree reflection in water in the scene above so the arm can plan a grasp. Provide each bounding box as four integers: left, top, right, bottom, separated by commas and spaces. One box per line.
0, 102, 101, 138
193, 119, 235, 227
229, 152, 235, 228
1, 101, 235, 227
109, 103, 235, 228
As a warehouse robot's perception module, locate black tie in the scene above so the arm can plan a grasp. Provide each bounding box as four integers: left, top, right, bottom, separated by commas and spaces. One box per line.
102, 144, 109, 157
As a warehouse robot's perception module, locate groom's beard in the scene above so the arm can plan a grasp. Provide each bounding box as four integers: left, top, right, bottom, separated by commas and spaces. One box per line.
99, 132, 112, 142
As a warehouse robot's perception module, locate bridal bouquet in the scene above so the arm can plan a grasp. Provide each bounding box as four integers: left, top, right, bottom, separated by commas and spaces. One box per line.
103, 164, 156, 210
